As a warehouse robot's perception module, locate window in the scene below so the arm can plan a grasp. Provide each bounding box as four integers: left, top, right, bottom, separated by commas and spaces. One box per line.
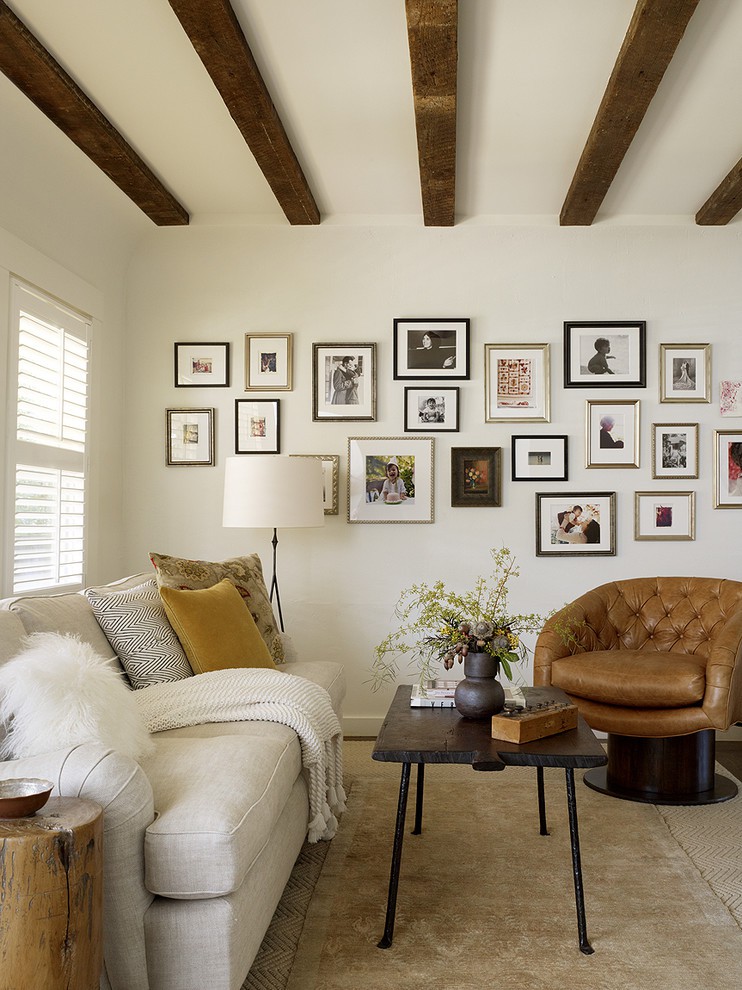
4, 280, 91, 594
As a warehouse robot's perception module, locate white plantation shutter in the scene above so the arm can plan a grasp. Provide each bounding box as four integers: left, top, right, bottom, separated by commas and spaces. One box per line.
5, 280, 91, 594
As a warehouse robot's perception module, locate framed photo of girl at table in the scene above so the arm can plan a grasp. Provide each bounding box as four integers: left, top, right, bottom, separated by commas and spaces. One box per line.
347, 436, 434, 523
536, 492, 616, 556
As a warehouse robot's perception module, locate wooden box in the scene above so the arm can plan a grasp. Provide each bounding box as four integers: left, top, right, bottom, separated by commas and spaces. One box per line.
491, 703, 578, 744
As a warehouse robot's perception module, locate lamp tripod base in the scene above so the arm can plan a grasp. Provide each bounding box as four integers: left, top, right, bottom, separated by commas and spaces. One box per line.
269, 527, 285, 632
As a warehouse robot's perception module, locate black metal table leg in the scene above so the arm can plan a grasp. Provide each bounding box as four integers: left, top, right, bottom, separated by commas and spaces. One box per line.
412, 763, 425, 834
565, 768, 594, 954
378, 762, 412, 948
537, 766, 549, 835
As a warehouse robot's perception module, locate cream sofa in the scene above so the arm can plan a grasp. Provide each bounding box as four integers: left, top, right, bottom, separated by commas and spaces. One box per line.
0, 571, 345, 990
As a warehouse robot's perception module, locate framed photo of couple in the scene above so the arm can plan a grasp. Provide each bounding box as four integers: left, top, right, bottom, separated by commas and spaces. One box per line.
312, 344, 377, 422
393, 319, 470, 380
535, 492, 616, 556
563, 321, 646, 388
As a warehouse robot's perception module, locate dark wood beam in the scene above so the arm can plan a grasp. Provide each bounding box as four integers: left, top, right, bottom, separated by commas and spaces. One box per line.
560, 0, 700, 226
168, 0, 319, 225
696, 155, 742, 225
405, 0, 458, 227
0, 1, 189, 226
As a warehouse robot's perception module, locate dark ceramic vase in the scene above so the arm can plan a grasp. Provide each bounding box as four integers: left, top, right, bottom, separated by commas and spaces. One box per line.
454, 652, 505, 719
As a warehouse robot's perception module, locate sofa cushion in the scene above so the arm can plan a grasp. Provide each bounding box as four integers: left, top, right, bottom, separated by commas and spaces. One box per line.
8, 591, 117, 659
85, 579, 193, 689
142, 731, 302, 898
160, 580, 275, 674
551, 650, 707, 708
150, 552, 284, 663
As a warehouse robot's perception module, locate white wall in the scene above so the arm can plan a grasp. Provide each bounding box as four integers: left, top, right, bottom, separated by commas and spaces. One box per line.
124, 223, 742, 733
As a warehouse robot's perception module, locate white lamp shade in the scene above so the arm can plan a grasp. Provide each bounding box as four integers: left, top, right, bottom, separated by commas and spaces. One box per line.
223, 456, 325, 529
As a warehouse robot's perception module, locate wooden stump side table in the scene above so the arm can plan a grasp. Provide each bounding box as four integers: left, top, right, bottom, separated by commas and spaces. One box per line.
0, 796, 104, 990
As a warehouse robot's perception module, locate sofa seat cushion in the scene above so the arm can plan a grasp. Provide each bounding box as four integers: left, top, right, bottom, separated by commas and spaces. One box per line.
143, 731, 303, 899
551, 650, 707, 708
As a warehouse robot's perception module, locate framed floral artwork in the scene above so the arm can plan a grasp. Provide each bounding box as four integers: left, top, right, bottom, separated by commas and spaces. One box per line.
174, 342, 230, 387
403, 387, 459, 432
563, 321, 646, 388
634, 491, 695, 541
451, 447, 501, 507
511, 435, 568, 482
659, 343, 711, 403
713, 430, 742, 509
234, 399, 280, 454
393, 319, 469, 380
651, 423, 698, 479
720, 380, 742, 417
347, 436, 434, 523
586, 399, 640, 468
484, 343, 550, 422
244, 333, 292, 391
290, 454, 339, 515
312, 343, 377, 421
166, 408, 215, 466
536, 492, 616, 556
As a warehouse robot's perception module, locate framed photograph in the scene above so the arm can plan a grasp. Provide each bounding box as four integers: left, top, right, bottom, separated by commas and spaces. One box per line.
651, 423, 699, 479
290, 454, 339, 515
563, 321, 646, 388
586, 399, 640, 468
235, 399, 279, 454
635, 491, 695, 541
312, 343, 376, 421
451, 447, 501, 507
347, 436, 434, 524
713, 430, 742, 509
244, 333, 292, 391
511, 435, 568, 482
484, 343, 550, 422
404, 387, 459, 432
174, 342, 230, 387
659, 343, 711, 403
536, 492, 616, 556
720, 380, 742, 417
166, 408, 214, 466
393, 319, 470, 380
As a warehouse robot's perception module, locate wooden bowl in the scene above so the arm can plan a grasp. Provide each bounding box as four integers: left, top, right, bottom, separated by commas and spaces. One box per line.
0, 778, 54, 818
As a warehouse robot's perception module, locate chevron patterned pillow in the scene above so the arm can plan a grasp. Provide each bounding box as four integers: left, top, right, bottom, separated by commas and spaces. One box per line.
86, 579, 193, 689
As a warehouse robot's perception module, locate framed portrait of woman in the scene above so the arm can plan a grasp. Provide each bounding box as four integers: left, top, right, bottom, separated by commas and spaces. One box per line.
393, 319, 470, 380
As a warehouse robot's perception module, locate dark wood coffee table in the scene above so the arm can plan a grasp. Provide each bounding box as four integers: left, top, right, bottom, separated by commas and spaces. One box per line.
372, 685, 608, 954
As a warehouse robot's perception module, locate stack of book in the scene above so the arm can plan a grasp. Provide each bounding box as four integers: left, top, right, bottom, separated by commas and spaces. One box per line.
410, 679, 458, 708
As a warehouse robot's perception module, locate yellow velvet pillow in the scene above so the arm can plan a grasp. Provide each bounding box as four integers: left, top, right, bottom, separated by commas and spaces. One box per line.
159, 579, 275, 674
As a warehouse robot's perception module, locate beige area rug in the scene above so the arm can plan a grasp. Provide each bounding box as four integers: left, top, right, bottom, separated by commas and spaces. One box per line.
245, 741, 742, 990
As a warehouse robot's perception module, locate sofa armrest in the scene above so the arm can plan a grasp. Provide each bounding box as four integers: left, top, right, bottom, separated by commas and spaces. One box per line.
0, 743, 155, 990
533, 593, 611, 686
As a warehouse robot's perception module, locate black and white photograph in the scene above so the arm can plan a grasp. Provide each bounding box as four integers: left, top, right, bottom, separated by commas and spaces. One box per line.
586, 399, 640, 468
536, 492, 616, 556
393, 319, 469, 380
404, 387, 459, 432
652, 423, 698, 479
564, 321, 646, 388
660, 343, 711, 403
312, 343, 376, 421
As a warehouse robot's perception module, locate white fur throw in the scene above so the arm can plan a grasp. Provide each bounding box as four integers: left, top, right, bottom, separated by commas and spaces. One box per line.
134, 668, 346, 842
0, 632, 153, 762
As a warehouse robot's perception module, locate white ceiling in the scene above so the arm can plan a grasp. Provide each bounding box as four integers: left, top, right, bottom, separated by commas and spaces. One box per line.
4, 0, 742, 227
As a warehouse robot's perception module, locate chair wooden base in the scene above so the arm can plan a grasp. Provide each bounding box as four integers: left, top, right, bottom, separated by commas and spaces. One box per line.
583, 730, 738, 806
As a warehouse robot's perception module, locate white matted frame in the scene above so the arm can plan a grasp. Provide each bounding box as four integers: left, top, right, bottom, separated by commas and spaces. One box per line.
235, 399, 280, 454
659, 343, 711, 403
174, 342, 230, 387
713, 430, 742, 509
404, 387, 459, 432
291, 454, 339, 515
393, 319, 469, 380
634, 491, 695, 541
511, 435, 568, 482
166, 408, 215, 466
651, 423, 699, 479
586, 399, 640, 468
244, 333, 292, 391
563, 321, 646, 388
485, 343, 550, 422
348, 436, 434, 523
536, 492, 616, 556
312, 343, 376, 421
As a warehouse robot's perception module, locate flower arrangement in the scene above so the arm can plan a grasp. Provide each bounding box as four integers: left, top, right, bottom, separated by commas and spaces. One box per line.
370, 547, 544, 690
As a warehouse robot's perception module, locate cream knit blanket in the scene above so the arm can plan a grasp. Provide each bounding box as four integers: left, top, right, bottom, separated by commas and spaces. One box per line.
133, 668, 346, 842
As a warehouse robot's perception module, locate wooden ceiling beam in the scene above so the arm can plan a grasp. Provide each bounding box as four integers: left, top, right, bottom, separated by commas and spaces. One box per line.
405, 0, 458, 227
0, 0, 189, 226
168, 0, 319, 226
695, 155, 742, 225
560, 0, 700, 226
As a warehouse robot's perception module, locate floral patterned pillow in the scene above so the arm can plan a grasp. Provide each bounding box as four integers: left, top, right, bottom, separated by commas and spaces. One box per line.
149, 552, 284, 663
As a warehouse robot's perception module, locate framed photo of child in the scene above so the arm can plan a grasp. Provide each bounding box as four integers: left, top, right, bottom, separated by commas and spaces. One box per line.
563, 321, 646, 388
403, 387, 459, 432
347, 437, 434, 523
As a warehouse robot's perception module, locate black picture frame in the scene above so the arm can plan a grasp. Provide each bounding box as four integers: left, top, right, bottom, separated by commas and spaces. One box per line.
234, 399, 280, 454
563, 321, 646, 388
393, 319, 470, 380
511, 435, 568, 481
451, 447, 501, 507
403, 387, 460, 432
174, 342, 230, 387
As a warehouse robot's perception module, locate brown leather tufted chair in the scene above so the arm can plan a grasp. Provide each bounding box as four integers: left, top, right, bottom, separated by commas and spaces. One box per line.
534, 577, 742, 805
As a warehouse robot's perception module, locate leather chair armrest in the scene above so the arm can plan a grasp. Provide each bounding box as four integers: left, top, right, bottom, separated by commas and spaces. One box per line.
703, 610, 742, 728
533, 592, 609, 686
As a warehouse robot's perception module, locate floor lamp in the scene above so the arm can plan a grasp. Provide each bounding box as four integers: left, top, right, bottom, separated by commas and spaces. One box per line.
222, 455, 325, 631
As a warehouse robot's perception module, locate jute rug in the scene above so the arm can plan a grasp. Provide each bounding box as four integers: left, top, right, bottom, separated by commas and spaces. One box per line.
244, 741, 742, 990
